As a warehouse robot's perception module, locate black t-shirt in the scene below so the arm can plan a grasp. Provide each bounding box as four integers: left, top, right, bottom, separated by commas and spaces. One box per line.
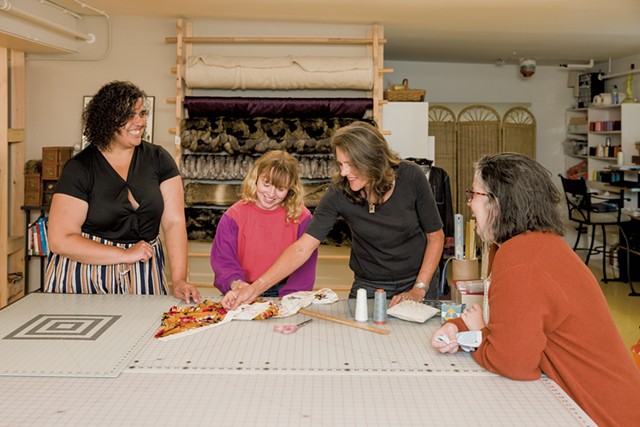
54, 142, 179, 243
306, 161, 443, 281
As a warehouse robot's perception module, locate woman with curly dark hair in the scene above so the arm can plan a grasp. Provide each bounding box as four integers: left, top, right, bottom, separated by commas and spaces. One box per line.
45, 81, 200, 303
221, 121, 444, 309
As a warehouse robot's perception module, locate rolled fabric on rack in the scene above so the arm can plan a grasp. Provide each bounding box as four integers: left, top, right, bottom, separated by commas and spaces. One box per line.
180, 117, 372, 155
185, 55, 375, 90
180, 153, 336, 181
183, 96, 373, 119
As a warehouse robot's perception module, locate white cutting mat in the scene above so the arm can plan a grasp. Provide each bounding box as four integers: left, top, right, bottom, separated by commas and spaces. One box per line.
0, 372, 595, 427
130, 300, 484, 374
0, 295, 596, 426
0, 293, 177, 377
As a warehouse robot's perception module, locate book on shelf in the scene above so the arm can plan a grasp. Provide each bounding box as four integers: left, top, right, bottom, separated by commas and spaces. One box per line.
28, 216, 49, 256
38, 217, 49, 255
609, 164, 640, 171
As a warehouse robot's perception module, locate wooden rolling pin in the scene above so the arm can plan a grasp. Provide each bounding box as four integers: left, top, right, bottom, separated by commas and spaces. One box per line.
299, 308, 390, 335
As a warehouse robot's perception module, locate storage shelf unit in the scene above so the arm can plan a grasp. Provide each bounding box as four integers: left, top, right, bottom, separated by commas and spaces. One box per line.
563, 108, 588, 180
1, 48, 26, 308
588, 104, 640, 210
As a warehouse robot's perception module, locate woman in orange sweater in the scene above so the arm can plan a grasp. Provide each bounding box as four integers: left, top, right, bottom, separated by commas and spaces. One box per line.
431, 153, 640, 426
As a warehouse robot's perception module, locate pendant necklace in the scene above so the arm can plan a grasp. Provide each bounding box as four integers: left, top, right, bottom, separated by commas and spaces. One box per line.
366, 187, 375, 214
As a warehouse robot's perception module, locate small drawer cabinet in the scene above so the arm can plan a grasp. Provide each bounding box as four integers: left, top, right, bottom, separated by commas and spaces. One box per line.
42, 146, 73, 180
24, 174, 42, 206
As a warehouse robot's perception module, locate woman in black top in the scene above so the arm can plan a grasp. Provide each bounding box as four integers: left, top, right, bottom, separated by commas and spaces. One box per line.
221, 121, 444, 309
45, 81, 200, 303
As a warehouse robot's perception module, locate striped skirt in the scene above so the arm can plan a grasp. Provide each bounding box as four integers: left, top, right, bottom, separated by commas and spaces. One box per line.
44, 234, 168, 295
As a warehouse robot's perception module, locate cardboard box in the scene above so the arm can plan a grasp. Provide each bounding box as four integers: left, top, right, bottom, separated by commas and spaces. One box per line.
451, 279, 485, 308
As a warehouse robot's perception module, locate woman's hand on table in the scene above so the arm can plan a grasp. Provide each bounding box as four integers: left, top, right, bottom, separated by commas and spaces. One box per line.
431, 322, 460, 354
222, 285, 259, 310
389, 286, 426, 307
172, 280, 201, 304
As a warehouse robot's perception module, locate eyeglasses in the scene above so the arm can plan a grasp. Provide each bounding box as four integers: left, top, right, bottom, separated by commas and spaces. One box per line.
465, 189, 489, 203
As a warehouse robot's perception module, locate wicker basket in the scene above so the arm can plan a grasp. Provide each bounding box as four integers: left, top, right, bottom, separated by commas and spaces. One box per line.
384, 79, 425, 102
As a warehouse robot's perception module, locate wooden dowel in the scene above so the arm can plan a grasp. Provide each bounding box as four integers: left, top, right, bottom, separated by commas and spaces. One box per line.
298, 308, 390, 335
165, 36, 387, 45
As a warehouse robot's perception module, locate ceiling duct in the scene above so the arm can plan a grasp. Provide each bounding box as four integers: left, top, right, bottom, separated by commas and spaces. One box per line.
0, 0, 94, 53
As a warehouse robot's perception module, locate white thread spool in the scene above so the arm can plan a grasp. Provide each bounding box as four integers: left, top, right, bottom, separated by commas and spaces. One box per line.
354, 288, 369, 322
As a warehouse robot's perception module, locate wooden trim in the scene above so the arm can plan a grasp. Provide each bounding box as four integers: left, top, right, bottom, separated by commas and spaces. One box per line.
1, 48, 9, 307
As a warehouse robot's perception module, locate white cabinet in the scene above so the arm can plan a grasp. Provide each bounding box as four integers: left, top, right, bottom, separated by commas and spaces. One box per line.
382, 102, 434, 160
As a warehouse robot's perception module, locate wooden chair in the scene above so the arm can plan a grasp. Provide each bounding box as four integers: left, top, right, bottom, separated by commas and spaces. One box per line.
558, 175, 631, 282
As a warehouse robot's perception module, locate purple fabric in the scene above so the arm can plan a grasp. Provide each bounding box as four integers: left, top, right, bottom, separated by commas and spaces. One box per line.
184, 96, 372, 119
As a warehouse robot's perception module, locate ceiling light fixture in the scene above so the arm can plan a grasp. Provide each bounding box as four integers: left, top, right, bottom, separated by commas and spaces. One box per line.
519, 58, 536, 78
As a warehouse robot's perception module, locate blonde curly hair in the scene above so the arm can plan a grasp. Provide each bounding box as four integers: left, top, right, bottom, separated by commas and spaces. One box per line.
241, 150, 305, 222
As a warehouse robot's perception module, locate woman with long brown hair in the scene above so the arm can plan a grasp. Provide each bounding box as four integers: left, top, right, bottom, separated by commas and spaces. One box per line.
222, 121, 444, 309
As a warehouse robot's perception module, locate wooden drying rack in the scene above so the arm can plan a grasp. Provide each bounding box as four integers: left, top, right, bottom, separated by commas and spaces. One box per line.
165, 18, 393, 165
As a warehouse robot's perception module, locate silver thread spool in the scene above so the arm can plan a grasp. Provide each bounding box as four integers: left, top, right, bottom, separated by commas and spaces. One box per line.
354, 288, 369, 322
373, 289, 387, 324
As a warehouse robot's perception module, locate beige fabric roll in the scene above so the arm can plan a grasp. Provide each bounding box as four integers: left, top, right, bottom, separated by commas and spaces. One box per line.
185, 55, 374, 90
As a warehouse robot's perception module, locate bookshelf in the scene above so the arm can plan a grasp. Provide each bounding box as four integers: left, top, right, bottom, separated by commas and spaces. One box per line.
22, 205, 49, 293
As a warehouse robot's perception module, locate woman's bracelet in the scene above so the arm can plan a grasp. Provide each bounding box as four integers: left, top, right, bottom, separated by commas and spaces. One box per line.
230, 279, 242, 290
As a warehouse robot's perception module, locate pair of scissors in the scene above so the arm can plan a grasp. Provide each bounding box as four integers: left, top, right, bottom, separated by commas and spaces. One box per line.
273, 319, 313, 335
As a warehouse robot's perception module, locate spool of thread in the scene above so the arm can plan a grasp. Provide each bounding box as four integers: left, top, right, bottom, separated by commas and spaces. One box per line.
373, 289, 387, 324
354, 288, 369, 322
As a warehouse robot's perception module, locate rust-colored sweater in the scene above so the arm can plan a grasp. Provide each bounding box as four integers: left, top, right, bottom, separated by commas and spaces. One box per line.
451, 232, 640, 426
